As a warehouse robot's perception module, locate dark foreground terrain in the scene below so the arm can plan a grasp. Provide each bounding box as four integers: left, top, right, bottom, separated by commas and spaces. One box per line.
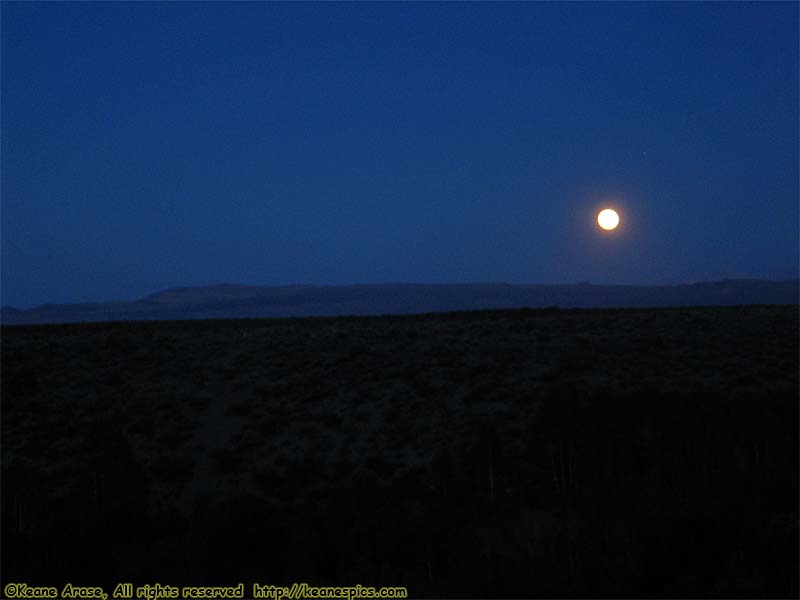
2, 305, 798, 598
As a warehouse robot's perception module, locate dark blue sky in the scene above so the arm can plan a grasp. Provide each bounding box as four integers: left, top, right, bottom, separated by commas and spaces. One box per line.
2, 2, 798, 308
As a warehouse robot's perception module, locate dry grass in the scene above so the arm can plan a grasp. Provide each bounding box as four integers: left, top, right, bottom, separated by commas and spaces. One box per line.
2, 305, 798, 596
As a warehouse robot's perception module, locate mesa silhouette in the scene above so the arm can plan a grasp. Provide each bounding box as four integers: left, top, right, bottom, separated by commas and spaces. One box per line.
2, 278, 797, 325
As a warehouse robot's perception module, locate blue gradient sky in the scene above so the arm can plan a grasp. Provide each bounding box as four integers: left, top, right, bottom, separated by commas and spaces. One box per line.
2, 2, 798, 308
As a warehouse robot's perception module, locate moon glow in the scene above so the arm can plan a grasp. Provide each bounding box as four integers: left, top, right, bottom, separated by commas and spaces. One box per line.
597, 208, 620, 231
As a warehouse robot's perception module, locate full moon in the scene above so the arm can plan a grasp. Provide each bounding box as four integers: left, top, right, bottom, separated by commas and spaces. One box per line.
597, 208, 620, 230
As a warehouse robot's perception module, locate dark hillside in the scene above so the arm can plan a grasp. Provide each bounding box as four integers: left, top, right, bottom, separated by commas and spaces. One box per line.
2, 305, 798, 597
2, 279, 797, 325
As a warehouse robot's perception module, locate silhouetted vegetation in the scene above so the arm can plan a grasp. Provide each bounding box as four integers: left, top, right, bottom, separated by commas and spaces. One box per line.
2, 305, 798, 597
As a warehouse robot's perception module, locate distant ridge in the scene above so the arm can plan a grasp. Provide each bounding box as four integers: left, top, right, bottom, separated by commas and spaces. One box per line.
2, 279, 798, 325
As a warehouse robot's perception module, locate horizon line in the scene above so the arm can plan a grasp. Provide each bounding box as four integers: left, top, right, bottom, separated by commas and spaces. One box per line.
3, 276, 799, 312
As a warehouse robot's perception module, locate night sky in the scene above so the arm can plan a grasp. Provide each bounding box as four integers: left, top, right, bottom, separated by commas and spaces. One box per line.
2, 2, 798, 309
